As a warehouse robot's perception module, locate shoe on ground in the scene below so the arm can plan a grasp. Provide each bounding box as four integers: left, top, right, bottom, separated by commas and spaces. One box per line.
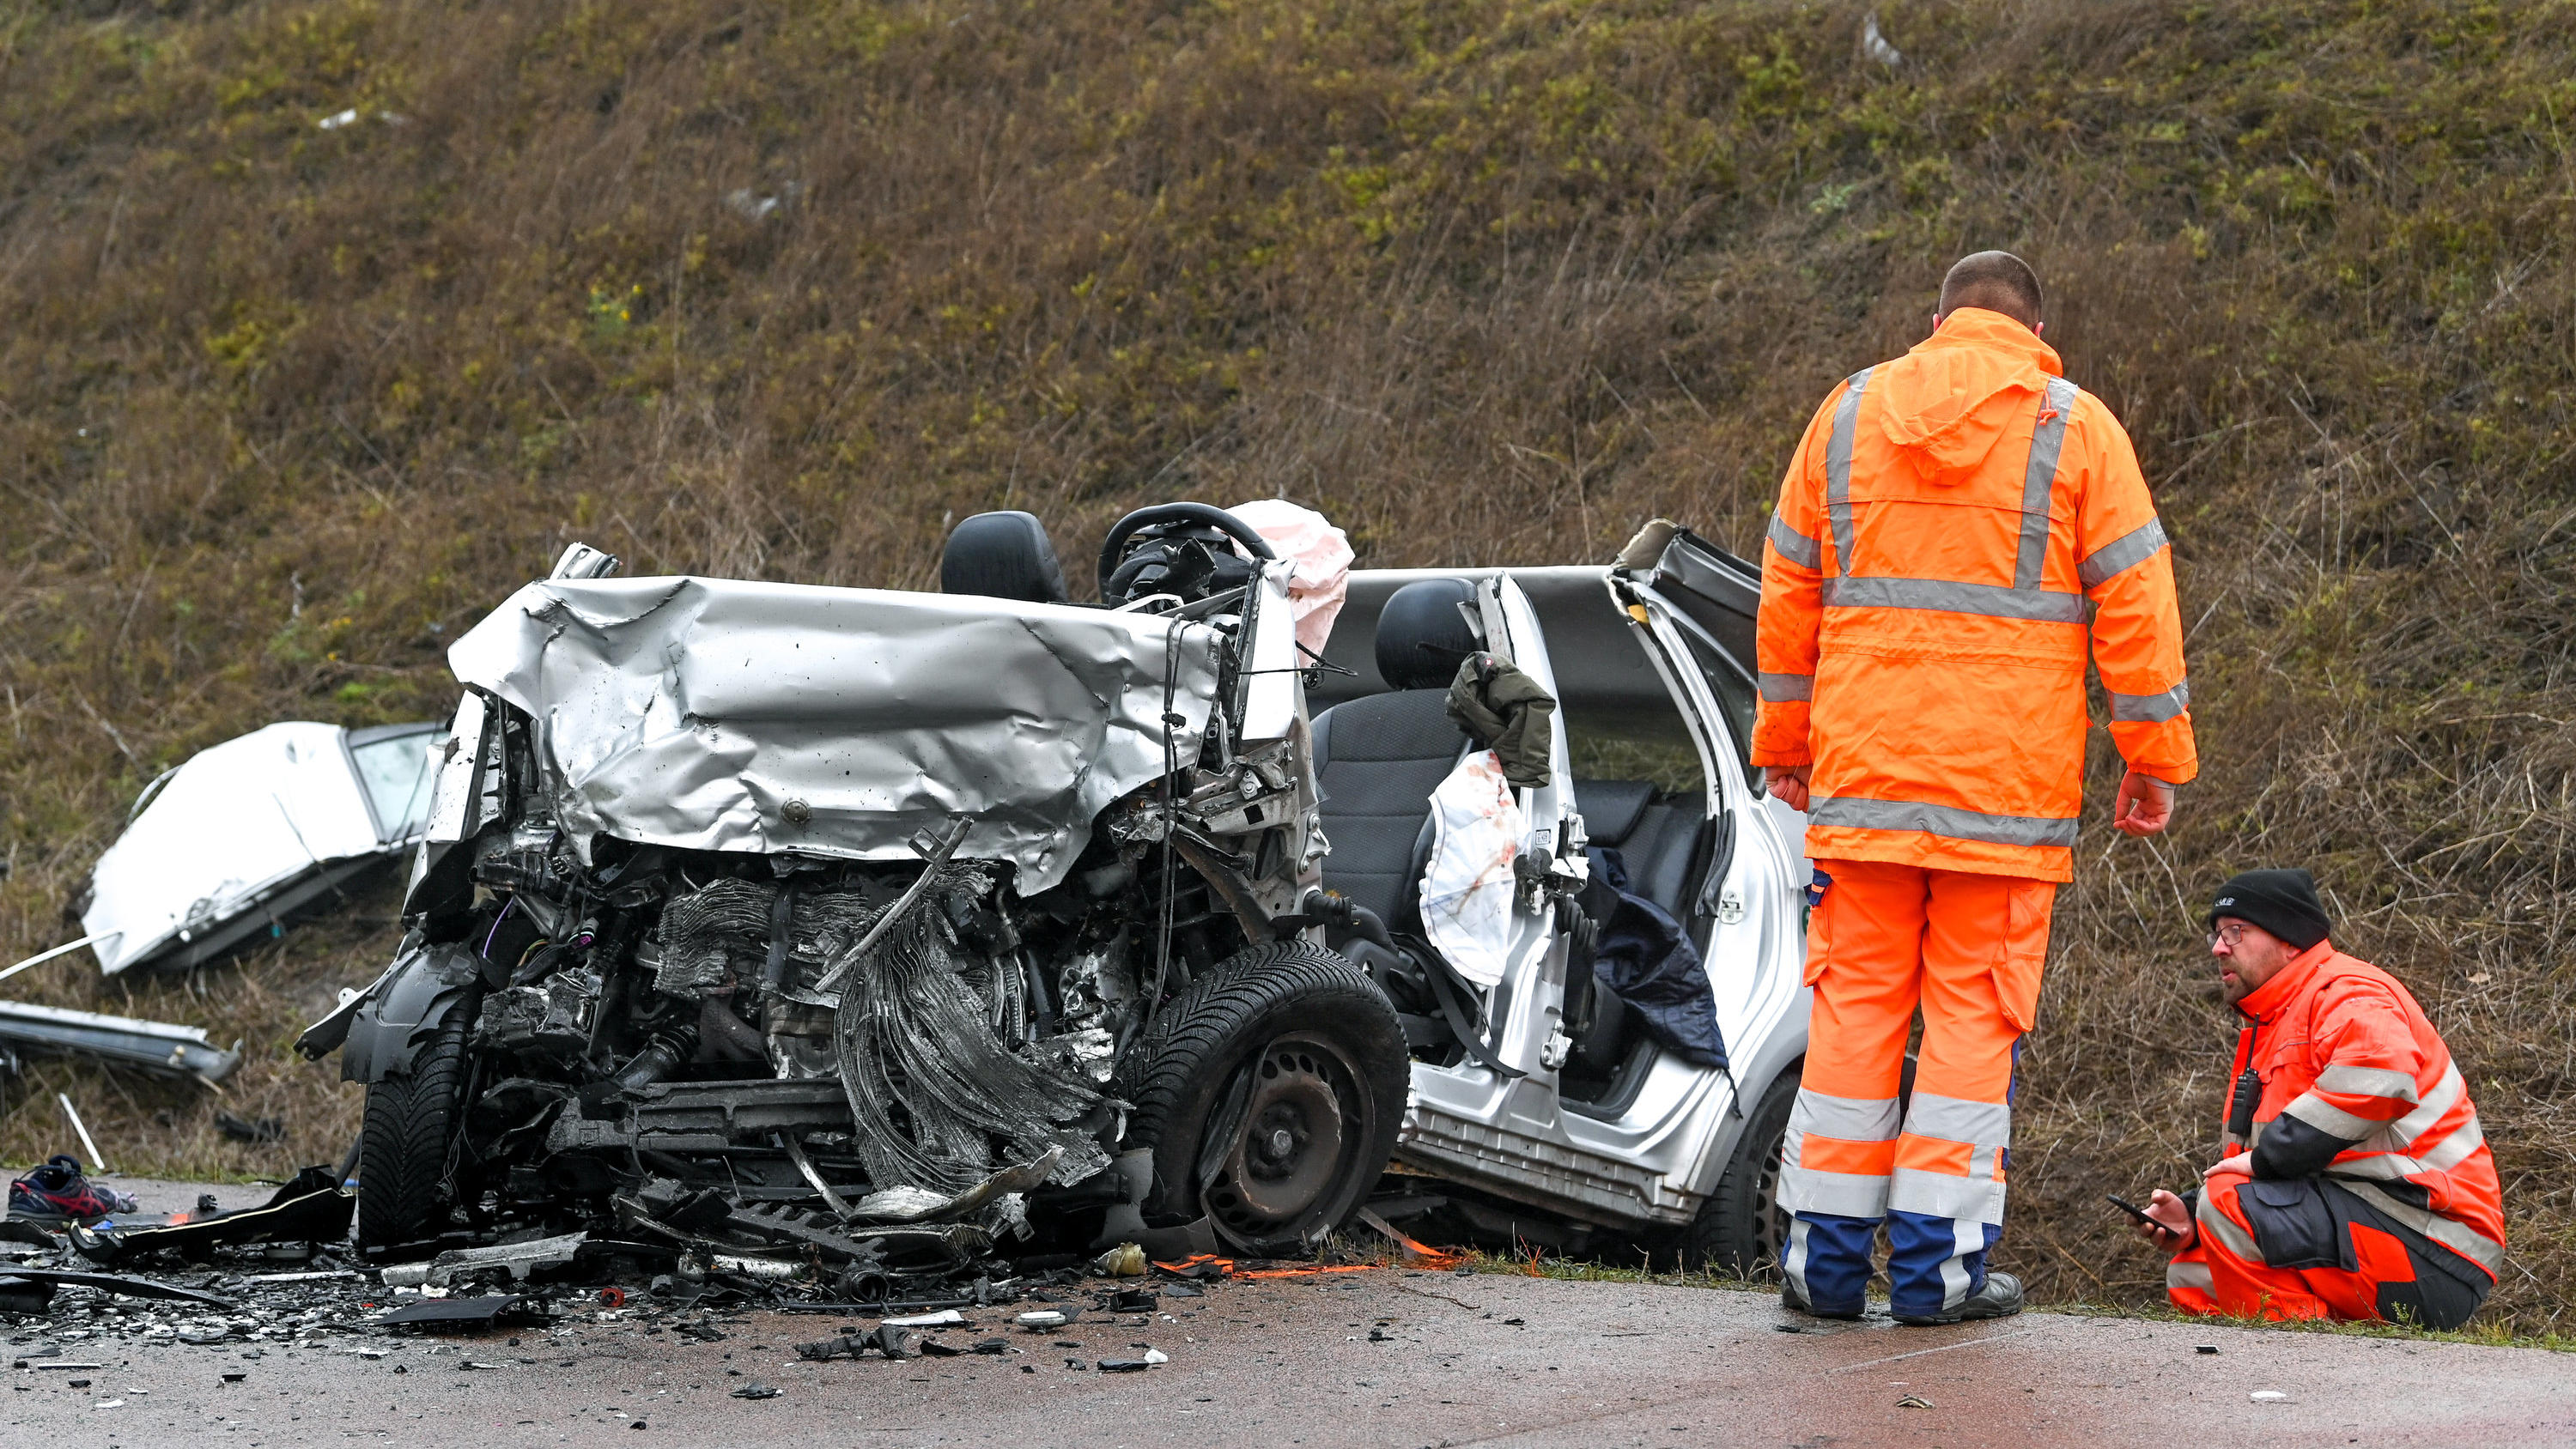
1778, 1276, 1865, 1322
1892, 1270, 2025, 1326
7, 1155, 137, 1226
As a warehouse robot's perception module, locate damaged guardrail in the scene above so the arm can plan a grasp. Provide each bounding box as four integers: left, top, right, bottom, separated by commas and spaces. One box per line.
0, 1000, 240, 1085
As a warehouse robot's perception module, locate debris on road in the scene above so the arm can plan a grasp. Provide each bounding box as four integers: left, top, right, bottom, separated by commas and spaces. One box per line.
0, 1002, 243, 1084
71, 1167, 353, 1264
730, 1381, 781, 1399
373, 1295, 542, 1331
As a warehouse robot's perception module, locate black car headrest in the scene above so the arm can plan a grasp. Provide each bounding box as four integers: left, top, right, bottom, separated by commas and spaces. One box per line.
1375, 578, 1483, 690
941, 511, 1069, 605
1571, 778, 1655, 846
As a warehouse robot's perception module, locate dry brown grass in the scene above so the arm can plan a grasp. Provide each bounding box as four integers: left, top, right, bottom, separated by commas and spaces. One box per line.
2, 0, 2570, 1329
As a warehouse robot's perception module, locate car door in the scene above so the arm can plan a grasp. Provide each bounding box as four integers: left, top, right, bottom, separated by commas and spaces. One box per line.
1605, 527, 1811, 1143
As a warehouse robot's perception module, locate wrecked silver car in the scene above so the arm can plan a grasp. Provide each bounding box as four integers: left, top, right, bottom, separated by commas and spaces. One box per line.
300, 506, 1810, 1277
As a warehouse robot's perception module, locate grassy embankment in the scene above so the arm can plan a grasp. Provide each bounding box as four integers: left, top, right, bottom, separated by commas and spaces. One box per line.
3, 0, 2570, 1330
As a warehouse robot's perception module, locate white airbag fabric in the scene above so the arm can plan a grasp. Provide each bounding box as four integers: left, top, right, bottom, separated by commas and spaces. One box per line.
1417, 750, 1525, 988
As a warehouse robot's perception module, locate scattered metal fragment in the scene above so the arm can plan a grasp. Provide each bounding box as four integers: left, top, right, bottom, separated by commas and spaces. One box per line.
381, 1230, 587, 1288
1896, 1394, 1934, 1410
372, 1294, 540, 1330
730, 1381, 781, 1399
0, 1268, 236, 1307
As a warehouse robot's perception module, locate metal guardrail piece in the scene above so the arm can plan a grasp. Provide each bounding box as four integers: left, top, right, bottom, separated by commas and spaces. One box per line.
0, 999, 241, 1083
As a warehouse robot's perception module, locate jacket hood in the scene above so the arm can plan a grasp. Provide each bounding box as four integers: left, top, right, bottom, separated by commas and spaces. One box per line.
1871, 308, 2065, 486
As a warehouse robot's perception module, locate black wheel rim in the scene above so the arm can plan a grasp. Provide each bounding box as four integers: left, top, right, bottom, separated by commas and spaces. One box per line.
1203, 1032, 1372, 1251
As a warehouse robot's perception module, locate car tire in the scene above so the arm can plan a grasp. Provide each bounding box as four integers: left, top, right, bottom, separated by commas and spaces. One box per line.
1681, 1064, 1801, 1276
355, 1001, 477, 1252
1115, 939, 1409, 1256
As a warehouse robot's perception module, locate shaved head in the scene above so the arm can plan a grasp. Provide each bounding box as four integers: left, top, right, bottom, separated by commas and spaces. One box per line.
1938, 251, 2044, 330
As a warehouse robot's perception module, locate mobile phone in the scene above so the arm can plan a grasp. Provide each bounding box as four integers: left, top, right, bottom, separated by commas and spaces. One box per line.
2105, 1192, 2159, 1228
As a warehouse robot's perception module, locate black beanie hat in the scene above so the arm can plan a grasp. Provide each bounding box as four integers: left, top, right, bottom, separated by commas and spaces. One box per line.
2208, 868, 2332, 951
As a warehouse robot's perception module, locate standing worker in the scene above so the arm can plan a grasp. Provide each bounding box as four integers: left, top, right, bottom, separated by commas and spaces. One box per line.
1756, 252, 2196, 1324
2130, 869, 2503, 1328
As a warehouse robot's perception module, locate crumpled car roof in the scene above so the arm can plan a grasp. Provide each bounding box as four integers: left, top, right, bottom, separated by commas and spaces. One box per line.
447, 575, 1222, 893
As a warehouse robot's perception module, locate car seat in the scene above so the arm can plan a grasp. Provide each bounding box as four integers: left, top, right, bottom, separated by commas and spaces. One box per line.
1309, 578, 1483, 926
940, 511, 1070, 605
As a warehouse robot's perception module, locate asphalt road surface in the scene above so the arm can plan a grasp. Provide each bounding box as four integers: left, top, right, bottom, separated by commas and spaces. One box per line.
7, 1181, 2572, 1447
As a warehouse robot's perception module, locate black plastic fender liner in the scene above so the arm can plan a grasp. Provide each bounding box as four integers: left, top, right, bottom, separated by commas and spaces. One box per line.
340, 941, 487, 1084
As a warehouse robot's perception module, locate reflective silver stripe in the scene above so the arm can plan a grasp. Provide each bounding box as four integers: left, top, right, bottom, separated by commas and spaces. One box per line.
2195, 1185, 2264, 1264
1807, 794, 2079, 849
1767, 514, 1823, 570
1760, 672, 1814, 703
1790, 1089, 1902, 1143
2108, 679, 2190, 723
1901, 1092, 2012, 1149
2415, 1112, 2488, 1173
2336, 1178, 2505, 1275
1938, 1216, 1984, 1311
2167, 1259, 2215, 1294
2015, 376, 2080, 589
2078, 517, 2169, 589
1823, 367, 1873, 573
2324, 1110, 2490, 1181
1779, 1165, 1893, 1219
2376, 1060, 2466, 1151
2284, 1090, 2384, 1142
1887, 1167, 2006, 1226
1820, 574, 2091, 625
2317, 1064, 2422, 1106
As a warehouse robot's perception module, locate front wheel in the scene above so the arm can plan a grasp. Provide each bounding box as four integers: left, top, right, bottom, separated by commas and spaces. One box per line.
355, 1005, 478, 1253
1115, 940, 1409, 1255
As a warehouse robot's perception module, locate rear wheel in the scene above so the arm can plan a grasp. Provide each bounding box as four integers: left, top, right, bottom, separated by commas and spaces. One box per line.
1115, 940, 1409, 1255
1681, 1065, 1799, 1276
355, 1005, 477, 1252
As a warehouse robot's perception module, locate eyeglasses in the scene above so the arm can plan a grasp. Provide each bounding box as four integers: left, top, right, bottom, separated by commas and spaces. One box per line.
2208, 922, 2251, 949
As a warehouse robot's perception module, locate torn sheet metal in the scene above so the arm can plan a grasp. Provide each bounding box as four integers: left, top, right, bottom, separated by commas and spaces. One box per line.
82, 721, 442, 974
0, 1000, 241, 1082
444, 576, 1222, 894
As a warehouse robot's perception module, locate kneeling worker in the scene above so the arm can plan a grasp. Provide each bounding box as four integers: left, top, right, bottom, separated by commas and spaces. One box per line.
2133, 869, 2505, 1328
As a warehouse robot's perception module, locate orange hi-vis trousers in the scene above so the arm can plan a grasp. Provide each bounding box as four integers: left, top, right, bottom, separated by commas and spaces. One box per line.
1777, 859, 2054, 1319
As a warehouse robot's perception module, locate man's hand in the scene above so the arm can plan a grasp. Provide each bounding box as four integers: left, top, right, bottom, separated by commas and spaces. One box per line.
2203, 1150, 2252, 1180
2136, 1188, 2196, 1253
1765, 765, 1812, 812
2112, 769, 2175, 837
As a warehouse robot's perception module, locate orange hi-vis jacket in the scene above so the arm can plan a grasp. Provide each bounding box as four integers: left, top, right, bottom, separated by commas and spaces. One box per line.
1755, 309, 2197, 882
2214, 939, 2506, 1282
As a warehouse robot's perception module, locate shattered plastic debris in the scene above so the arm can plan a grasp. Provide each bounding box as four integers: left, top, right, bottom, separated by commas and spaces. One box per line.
73, 1167, 351, 1264
2251, 1391, 2289, 1403
380, 1229, 586, 1288
730, 1381, 781, 1400
1895, 1394, 1934, 1410
372, 1295, 540, 1330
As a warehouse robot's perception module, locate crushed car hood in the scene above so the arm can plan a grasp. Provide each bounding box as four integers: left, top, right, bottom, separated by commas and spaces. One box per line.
447, 575, 1223, 893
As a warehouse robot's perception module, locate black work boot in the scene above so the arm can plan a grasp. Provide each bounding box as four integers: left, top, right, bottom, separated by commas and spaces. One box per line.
1892, 1270, 2025, 1326
1778, 1276, 1864, 1322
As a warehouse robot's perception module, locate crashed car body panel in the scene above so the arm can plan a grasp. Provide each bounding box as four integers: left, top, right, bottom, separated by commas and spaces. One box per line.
82, 721, 440, 974
444, 575, 1223, 894
1310, 530, 1812, 1233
